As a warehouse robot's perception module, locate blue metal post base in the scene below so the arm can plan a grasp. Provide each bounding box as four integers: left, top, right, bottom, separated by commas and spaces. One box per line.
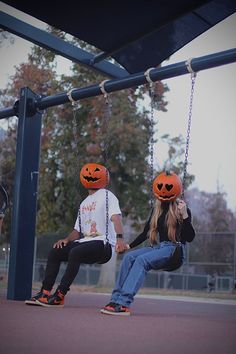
7, 87, 42, 300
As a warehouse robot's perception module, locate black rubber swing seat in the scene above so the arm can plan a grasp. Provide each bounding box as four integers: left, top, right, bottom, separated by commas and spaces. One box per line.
97, 242, 112, 264
163, 243, 183, 272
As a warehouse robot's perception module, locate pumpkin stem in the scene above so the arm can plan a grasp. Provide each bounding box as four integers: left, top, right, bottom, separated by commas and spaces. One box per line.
165, 170, 170, 175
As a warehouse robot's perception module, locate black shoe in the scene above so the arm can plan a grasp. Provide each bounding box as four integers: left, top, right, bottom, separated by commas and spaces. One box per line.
104, 302, 117, 308
36, 289, 65, 307
25, 289, 50, 305
101, 303, 131, 316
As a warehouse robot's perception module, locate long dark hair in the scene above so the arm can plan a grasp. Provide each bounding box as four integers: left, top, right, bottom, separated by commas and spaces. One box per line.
149, 199, 182, 244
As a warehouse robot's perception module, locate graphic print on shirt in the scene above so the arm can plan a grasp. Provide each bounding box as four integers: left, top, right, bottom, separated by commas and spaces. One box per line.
86, 220, 101, 237
81, 201, 97, 214
74, 189, 122, 246
82, 201, 102, 238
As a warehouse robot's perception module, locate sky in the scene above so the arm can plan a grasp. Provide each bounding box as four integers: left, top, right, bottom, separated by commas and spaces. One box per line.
0, 3, 236, 210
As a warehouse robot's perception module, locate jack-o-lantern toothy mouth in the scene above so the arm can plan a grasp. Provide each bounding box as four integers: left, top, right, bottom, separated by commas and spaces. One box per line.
83, 175, 101, 182
159, 194, 176, 200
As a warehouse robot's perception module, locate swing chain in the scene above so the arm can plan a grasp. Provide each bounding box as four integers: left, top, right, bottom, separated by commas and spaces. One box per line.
149, 85, 155, 208
182, 73, 196, 197
100, 80, 111, 243
68, 91, 83, 234
100, 80, 112, 164
145, 68, 156, 209
104, 101, 111, 165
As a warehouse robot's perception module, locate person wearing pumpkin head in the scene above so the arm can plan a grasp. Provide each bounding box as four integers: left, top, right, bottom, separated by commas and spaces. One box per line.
25, 163, 126, 307
101, 171, 195, 316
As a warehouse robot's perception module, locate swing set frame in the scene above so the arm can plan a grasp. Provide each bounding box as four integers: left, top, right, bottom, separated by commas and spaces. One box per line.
0, 8, 235, 300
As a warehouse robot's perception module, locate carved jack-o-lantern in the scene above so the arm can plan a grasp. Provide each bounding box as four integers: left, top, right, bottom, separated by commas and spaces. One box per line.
80, 163, 109, 189
153, 171, 182, 202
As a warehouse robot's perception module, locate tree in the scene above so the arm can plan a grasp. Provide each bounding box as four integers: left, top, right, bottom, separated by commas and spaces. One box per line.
1, 28, 170, 237
186, 187, 236, 275
0, 123, 17, 244
0, 30, 14, 46
0, 27, 195, 287
186, 188, 235, 232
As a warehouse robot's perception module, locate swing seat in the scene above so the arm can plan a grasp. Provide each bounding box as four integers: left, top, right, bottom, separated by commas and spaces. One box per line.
163, 243, 183, 272
97, 242, 112, 264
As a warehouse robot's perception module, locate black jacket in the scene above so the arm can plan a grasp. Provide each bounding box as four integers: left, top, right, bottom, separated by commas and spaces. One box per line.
129, 207, 195, 249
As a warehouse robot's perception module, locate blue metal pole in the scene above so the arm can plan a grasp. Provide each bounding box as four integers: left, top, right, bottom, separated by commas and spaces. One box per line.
7, 87, 42, 301
37, 48, 236, 110
0, 48, 235, 120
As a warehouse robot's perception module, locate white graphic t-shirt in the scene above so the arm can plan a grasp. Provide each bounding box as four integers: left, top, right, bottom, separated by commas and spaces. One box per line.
74, 189, 121, 246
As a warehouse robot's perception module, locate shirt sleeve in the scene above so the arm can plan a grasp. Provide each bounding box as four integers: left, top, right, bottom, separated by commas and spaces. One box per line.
108, 191, 121, 219
180, 208, 196, 243
129, 209, 153, 249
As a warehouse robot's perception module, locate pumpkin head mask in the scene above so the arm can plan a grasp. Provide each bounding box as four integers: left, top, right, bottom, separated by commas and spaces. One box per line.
80, 163, 109, 189
153, 171, 182, 202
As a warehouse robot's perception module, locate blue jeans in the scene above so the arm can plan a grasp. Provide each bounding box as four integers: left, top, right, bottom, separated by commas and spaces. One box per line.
111, 241, 185, 307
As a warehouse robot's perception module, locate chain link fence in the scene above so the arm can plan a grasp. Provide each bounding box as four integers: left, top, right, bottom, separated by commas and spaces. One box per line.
1, 232, 236, 292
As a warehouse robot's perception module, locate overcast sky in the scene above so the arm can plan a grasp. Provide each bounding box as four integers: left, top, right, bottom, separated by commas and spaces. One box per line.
0, 3, 236, 210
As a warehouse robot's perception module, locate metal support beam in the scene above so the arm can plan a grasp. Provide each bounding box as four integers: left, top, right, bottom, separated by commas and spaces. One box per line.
1, 48, 235, 119
0, 11, 128, 79
1, 47, 235, 302
7, 87, 42, 300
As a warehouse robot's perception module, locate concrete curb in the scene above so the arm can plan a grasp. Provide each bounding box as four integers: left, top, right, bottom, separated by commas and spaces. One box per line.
88, 291, 236, 306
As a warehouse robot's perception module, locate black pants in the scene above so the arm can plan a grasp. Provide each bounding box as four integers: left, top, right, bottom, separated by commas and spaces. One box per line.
42, 240, 110, 295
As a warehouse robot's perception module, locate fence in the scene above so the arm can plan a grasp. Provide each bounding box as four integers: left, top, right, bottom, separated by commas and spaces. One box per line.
1, 232, 236, 292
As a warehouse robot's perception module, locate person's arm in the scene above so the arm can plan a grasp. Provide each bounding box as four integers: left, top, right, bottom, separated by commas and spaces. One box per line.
181, 212, 195, 242
53, 229, 80, 249
128, 210, 153, 249
177, 200, 195, 242
111, 214, 127, 253
128, 220, 150, 249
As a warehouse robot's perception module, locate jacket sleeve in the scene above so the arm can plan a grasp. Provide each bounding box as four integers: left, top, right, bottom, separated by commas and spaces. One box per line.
129, 210, 153, 249
180, 208, 195, 243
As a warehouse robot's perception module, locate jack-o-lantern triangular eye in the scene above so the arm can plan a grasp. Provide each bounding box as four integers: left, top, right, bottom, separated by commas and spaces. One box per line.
157, 183, 163, 190
94, 168, 100, 172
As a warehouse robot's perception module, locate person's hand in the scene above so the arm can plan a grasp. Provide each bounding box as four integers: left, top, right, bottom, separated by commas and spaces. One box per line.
115, 238, 128, 254
177, 199, 188, 219
53, 238, 69, 249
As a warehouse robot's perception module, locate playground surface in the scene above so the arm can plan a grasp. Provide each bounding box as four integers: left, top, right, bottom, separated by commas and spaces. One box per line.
1, 289, 236, 354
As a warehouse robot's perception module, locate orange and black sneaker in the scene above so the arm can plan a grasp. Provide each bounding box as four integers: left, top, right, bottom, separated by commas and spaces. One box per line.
25, 289, 51, 306
100, 303, 131, 316
36, 289, 65, 308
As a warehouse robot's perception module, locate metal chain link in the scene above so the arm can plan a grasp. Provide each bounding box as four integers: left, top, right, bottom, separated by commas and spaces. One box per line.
182, 73, 196, 198
71, 103, 83, 234
71, 89, 111, 241
101, 92, 112, 242
103, 94, 111, 166
149, 84, 155, 209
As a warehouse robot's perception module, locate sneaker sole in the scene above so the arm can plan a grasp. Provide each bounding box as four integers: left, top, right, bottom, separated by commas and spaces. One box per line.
25, 300, 42, 306
100, 308, 130, 316
35, 300, 64, 308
